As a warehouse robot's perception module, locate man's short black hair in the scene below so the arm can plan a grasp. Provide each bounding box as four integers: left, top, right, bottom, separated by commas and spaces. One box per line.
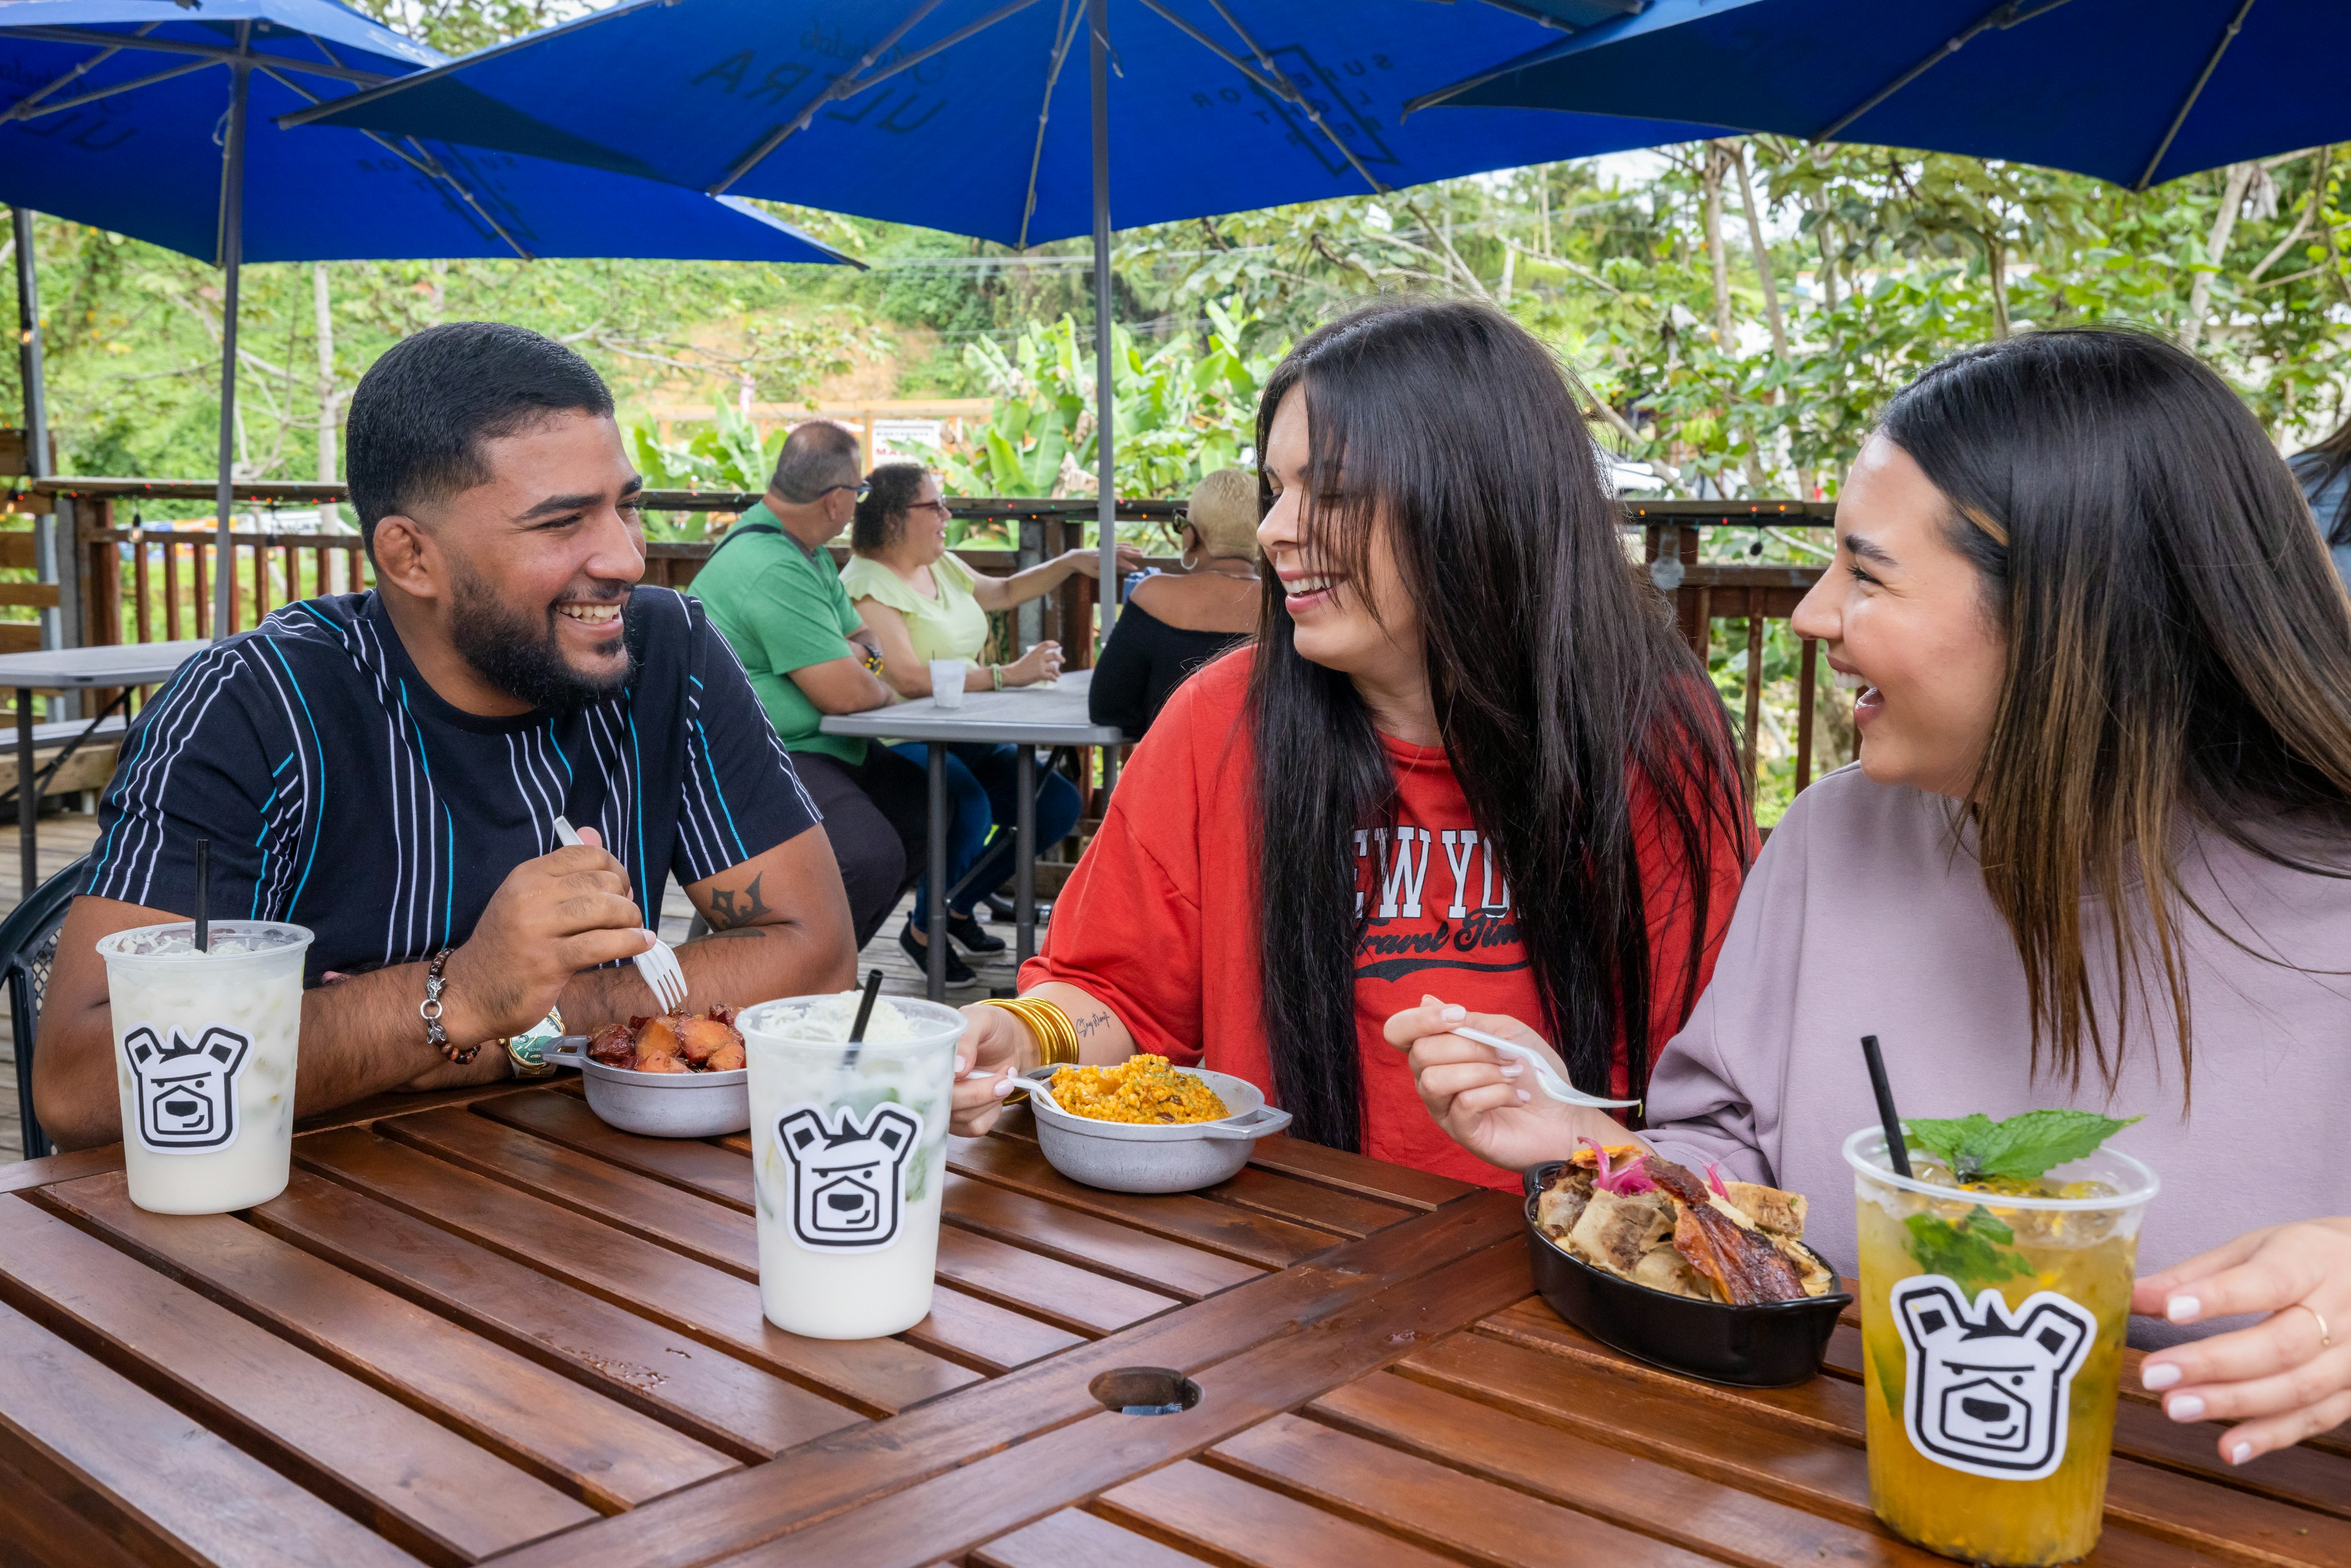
770, 419, 862, 505
345, 321, 615, 556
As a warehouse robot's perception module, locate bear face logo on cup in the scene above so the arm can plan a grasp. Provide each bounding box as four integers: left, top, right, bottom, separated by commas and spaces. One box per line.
121, 1023, 252, 1153
1892, 1275, 2095, 1481
776, 1103, 923, 1251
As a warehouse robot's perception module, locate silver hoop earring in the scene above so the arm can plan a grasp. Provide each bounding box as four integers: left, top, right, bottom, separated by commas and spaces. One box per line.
1179, 547, 1201, 571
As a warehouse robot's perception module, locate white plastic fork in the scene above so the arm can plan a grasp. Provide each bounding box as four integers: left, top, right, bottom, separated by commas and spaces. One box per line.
1452, 1024, 1642, 1111
552, 816, 689, 1012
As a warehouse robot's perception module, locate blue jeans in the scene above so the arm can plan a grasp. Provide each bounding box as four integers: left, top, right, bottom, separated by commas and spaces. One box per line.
888, 741, 1082, 917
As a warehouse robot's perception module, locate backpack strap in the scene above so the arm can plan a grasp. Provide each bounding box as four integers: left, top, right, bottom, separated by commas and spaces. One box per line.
702, 517, 785, 564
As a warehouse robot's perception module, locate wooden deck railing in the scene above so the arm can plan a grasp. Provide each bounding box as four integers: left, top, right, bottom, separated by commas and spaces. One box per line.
27, 479, 1835, 808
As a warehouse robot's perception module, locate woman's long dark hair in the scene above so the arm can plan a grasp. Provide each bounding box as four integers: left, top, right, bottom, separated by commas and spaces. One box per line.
2294, 413, 2351, 547
1882, 329, 2351, 1098
1248, 298, 1749, 1150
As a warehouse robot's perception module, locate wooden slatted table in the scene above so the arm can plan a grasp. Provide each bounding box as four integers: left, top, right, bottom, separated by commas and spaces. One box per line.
0, 1082, 2342, 1568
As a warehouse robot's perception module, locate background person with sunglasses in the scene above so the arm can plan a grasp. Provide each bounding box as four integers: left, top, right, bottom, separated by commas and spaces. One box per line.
844, 463, 1141, 983
694, 421, 930, 950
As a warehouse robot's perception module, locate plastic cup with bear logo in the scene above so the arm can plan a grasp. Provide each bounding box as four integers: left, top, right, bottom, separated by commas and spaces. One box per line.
1845, 1126, 2159, 1567
96, 921, 313, 1215
738, 993, 966, 1339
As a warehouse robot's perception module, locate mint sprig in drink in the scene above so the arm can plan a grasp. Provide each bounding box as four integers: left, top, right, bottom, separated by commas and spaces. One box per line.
1845, 1112, 2158, 1567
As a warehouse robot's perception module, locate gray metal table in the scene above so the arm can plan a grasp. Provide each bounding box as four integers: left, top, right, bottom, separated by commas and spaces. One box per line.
0, 641, 208, 893
821, 670, 1122, 999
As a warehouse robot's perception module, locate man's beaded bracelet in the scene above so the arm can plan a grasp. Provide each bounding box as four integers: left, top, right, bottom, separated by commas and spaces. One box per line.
421, 948, 482, 1065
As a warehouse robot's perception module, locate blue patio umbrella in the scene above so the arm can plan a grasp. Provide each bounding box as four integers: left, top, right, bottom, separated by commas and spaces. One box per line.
2, 0, 854, 634
1410, 0, 2351, 192
282, 0, 1728, 615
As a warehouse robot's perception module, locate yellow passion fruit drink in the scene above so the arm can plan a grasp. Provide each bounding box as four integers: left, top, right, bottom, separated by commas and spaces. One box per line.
1845, 1112, 2158, 1567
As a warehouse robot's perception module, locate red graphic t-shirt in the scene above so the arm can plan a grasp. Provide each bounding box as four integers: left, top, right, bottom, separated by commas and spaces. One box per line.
1023, 651, 1749, 1189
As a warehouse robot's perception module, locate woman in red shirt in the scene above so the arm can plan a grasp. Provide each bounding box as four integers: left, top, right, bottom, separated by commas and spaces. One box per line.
949, 298, 1752, 1188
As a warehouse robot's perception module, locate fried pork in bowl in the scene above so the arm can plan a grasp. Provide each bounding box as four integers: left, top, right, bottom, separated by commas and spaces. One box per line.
1522, 1142, 1851, 1386
548, 1008, 750, 1138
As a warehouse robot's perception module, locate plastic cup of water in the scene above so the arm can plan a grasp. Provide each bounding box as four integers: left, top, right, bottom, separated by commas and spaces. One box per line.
929, 660, 967, 709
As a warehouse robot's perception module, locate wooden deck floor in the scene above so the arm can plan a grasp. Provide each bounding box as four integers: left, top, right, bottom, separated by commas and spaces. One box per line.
0, 816, 1029, 1164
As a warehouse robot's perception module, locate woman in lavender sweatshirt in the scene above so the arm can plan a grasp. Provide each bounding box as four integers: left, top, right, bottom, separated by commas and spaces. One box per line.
1389, 329, 2351, 1469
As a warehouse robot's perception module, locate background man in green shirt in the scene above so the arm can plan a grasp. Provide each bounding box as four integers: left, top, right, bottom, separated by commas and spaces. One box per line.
693, 422, 928, 947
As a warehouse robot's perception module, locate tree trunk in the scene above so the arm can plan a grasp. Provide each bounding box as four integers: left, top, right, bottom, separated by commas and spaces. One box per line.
1733, 145, 1788, 357
1817, 201, 1841, 312
1702, 144, 1734, 349
1538, 172, 1552, 257
1499, 241, 1515, 304
313, 263, 337, 531
2181, 160, 2257, 355
1734, 144, 1810, 496
1987, 236, 2012, 340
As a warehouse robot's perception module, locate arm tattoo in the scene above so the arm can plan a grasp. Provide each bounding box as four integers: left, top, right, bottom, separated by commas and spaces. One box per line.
705, 872, 771, 932
1073, 1009, 1115, 1038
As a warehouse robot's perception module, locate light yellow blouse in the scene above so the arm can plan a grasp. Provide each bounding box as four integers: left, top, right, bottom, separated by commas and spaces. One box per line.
839, 551, 991, 665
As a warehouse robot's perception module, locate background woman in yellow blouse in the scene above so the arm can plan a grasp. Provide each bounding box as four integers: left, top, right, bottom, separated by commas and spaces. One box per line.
842, 463, 1140, 980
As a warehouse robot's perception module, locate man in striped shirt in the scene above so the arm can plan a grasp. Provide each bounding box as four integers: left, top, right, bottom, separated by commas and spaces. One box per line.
35, 323, 856, 1148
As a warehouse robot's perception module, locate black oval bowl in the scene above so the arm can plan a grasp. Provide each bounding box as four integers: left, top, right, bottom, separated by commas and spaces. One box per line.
1521, 1161, 1851, 1387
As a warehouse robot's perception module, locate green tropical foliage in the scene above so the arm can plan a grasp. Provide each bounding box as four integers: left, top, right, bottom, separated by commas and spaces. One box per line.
624, 401, 782, 541
924, 301, 1281, 502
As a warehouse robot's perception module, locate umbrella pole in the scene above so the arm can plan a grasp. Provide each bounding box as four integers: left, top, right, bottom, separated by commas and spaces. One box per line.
1087, 0, 1116, 642
12, 205, 54, 656
211, 59, 251, 642
11, 209, 48, 492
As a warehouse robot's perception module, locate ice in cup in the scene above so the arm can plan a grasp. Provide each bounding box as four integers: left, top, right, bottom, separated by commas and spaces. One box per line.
96, 921, 313, 1215
1845, 1127, 2159, 1567
738, 993, 966, 1339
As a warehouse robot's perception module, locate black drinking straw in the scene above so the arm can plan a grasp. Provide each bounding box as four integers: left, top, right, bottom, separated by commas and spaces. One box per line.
1859, 1034, 1912, 1178
192, 838, 211, 953
844, 968, 885, 1065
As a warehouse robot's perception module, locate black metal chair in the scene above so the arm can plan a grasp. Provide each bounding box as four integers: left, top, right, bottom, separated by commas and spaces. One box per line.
2, 854, 89, 1161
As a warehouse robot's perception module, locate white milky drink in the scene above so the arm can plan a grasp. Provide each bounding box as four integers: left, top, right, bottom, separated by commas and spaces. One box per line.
739, 994, 965, 1339
96, 921, 312, 1215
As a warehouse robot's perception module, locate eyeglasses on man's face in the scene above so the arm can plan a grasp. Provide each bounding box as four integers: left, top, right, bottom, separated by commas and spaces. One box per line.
819, 482, 872, 501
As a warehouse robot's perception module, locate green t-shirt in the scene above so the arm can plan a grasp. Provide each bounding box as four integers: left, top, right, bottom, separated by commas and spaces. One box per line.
838, 550, 992, 664
691, 503, 866, 765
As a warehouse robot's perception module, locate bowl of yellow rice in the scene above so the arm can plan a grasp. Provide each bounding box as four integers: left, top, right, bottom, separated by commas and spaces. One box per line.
1018, 1055, 1292, 1193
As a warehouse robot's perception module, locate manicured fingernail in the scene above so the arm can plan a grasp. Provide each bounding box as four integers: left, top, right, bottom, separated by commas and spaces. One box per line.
1440, 1005, 1466, 1022
954, 1056, 970, 1075
992, 1076, 1016, 1098
2165, 1394, 2206, 1422
2229, 1441, 2254, 1465
2167, 1294, 2202, 1324
1515, 1089, 1531, 1103
2141, 1362, 2181, 1391
1499, 1061, 1524, 1078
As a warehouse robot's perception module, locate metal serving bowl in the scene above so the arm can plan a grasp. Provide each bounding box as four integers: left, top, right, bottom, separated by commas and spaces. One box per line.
1019, 1063, 1292, 1193
548, 1037, 749, 1139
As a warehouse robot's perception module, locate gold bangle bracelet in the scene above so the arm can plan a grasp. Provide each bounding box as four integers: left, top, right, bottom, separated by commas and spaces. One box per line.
977, 996, 1080, 1067
1014, 999, 1078, 1066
